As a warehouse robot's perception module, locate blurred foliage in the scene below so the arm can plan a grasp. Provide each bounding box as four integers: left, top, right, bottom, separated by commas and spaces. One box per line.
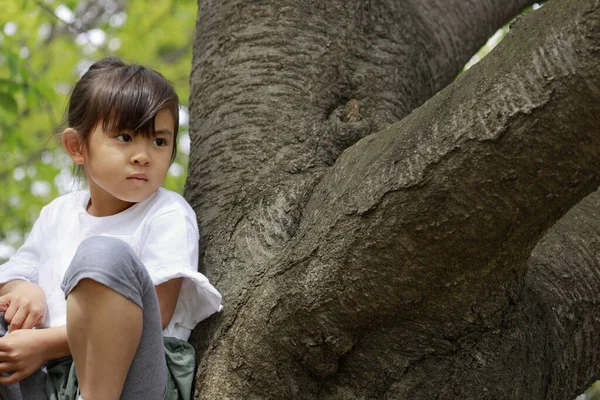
462, 3, 545, 73
576, 381, 600, 400
0, 0, 197, 255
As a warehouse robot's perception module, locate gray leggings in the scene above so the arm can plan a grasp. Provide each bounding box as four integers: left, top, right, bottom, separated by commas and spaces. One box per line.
0, 236, 167, 400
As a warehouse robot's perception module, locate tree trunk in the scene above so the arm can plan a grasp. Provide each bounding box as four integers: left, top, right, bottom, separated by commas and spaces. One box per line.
187, 0, 600, 398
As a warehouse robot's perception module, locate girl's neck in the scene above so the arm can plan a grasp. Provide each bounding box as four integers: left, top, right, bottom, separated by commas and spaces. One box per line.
86, 191, 136, 217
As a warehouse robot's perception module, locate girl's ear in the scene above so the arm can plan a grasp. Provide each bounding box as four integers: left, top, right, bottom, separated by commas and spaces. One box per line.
62, 128, 85, 164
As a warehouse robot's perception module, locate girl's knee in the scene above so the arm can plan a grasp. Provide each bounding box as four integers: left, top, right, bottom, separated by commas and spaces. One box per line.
67, 236, 139, 276
75, 236, 136, 264
62, 236, 149, 302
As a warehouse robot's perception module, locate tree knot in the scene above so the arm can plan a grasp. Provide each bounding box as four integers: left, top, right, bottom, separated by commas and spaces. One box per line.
342, 99, 363, 123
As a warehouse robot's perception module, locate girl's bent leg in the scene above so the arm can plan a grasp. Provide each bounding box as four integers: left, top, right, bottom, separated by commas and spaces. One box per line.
66, 278, 142, 400
62, 236, 166, 400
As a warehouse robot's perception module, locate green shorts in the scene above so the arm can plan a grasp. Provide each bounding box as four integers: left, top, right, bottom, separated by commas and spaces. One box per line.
45, 337, 196, 400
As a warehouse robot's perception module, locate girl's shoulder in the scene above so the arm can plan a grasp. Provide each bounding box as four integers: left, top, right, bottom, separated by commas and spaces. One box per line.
39, 190, 88, 219
149, 188, 196, 216
139, 188, 197, 227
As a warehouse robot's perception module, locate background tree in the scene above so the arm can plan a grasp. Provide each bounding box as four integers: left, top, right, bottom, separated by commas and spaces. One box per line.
187, 0, 600, 398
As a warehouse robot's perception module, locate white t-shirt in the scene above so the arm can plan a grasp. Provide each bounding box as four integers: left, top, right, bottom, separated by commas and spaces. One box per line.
0, 188, 222, 341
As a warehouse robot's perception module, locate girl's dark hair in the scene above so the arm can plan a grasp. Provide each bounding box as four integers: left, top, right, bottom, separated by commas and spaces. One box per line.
66, 57, 180, 170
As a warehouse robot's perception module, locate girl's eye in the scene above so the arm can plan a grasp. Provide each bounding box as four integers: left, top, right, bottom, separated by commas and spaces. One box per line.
153, 138, 168, 147
116, 133, 132, 142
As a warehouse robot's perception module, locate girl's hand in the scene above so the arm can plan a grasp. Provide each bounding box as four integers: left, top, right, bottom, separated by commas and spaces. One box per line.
0, 329, 48, 384
0, 281, 47, 332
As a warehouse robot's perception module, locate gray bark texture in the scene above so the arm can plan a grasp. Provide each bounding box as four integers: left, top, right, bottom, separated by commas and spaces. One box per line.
187, 0, 600, 398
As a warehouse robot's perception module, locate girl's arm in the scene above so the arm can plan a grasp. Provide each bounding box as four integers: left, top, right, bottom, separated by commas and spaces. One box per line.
155, 278, 183, 329
38, 325, 71, 359
0, 279, 44, 298
142, 205, 221, 333
0, 210, 47, 331
33, 325, 71, 361
0, 280, 26, 296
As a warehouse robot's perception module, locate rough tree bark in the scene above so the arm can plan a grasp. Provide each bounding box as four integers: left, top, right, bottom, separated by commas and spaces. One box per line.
187, 0, 600, 398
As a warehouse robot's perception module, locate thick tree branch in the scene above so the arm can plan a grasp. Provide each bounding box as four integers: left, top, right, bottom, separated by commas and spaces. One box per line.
268, 0, 600, 378
189, 0, 536, 364
192, 0, 600, 398
189, 0, 536, 264
288, 0, 599, 328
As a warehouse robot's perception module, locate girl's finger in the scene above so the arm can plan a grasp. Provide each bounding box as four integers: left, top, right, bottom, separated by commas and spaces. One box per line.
21, 311, 41, 330
2, 301, 18, 324
0, 294, 10, 311
7, 307, 27, 332
37, 311, 46, 326
0, 369, 24, 385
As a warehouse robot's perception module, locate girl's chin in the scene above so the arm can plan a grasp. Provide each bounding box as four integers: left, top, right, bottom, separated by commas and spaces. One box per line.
116, 190, 158, 204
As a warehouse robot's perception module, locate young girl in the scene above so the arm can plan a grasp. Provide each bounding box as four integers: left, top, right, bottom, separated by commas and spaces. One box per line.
0, 57, 222, 400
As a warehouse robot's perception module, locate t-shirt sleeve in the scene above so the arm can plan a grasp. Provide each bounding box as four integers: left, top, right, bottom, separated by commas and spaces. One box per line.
0, 213, 44, 284
140, 209, 222, 333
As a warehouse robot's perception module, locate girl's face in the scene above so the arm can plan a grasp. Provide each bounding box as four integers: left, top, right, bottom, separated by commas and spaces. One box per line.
81, 108, 175, 216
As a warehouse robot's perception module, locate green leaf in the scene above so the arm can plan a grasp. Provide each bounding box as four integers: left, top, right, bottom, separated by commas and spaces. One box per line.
32, 82, 56, 103
0, 79, 22, 95
6, 53, 21, 78
0, 93, 18, 115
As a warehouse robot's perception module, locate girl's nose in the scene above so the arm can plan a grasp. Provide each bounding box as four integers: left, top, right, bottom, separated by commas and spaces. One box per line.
131, 148, 151, 165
